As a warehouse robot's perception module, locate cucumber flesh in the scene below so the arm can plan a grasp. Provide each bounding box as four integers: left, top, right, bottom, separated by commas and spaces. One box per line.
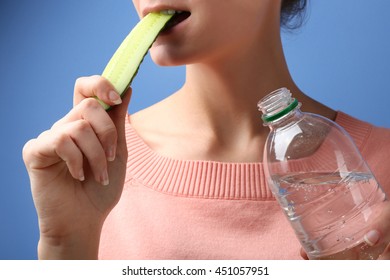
96, 12, 174, 110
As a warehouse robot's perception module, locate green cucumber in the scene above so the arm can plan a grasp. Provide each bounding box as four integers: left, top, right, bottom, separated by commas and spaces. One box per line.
96, 12, 174, 110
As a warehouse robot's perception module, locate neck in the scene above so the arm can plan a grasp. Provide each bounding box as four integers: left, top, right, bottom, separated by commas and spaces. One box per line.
131, 28, 336, 163
179, 32, 299, 136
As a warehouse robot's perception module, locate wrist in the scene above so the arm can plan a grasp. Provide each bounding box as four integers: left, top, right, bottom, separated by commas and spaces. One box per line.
38, 227, 102, 260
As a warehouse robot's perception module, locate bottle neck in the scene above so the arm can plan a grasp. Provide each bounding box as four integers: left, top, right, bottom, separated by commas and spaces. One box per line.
257, 88, 302, 128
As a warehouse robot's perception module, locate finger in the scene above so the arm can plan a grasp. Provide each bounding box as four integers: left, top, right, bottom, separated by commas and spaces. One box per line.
106, 87, 132, 162
61, 119, 109, 186
108, 87, 132, 136
23, 138, 53, 171
53, 133, 85, 181
363, 230, 380, 247
53, 98, 118, 162
366, 201, 390, 244
73, 75, 122, 107
378, 243, 390, 260
23, 132, 84, 182
363, 200, 390, 258
26, 122, 109, 186
299, 247, 309, 260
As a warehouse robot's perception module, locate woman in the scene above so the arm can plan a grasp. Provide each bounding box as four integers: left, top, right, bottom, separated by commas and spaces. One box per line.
23, 0, 390, 259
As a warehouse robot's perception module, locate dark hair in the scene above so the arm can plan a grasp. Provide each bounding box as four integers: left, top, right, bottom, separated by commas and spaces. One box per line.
280, 0, 308, 30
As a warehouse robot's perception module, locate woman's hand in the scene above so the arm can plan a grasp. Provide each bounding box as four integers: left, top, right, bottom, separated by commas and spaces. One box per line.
363, 200, 390, 259
23, 75, 131, 259
300, 200, 390, 260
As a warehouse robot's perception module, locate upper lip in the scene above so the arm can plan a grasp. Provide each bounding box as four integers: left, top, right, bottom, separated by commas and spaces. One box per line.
142, 5, 189, 18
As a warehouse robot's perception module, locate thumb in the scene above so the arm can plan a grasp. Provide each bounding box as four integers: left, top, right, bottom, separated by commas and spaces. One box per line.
108, 87, 132, 125
363, 200, 390, 259
108, 87, 132, 148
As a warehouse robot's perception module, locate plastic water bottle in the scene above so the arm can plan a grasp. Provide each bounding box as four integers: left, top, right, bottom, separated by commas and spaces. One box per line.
257, 88, 387, 259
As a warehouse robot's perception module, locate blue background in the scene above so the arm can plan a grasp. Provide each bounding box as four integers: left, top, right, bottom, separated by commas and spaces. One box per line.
1, 0, 389, 259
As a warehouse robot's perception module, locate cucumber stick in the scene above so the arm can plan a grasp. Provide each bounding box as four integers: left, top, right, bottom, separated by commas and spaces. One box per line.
97, 12, 174, 110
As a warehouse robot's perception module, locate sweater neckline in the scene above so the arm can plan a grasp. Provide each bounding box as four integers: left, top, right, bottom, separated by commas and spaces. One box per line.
124, 111, 370, 200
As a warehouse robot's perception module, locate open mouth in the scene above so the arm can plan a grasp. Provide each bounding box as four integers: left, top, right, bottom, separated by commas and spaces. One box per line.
160, 10, 191, 32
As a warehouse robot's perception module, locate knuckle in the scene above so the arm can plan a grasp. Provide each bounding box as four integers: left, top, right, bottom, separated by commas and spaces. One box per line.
74, 75, 109, 94
74, 76, 87, 90
73, 119, 93, 135
74, 75, 114, 105
94, 75, 110, 88
89, 75, 111, 93
81, 97, 102, 111
53, 132, 72, 150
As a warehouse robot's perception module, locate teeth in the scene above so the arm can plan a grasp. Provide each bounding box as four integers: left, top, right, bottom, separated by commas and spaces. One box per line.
160, 10, 176, 15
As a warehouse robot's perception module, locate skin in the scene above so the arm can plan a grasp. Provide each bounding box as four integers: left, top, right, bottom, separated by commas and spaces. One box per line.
23, 78, 131, 259
23, 0, 389, 259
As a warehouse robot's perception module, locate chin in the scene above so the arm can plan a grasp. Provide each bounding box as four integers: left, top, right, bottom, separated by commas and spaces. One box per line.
150, 48, 188, 67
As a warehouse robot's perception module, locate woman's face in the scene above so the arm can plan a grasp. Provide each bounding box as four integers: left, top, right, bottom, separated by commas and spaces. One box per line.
132, 0, 281, 66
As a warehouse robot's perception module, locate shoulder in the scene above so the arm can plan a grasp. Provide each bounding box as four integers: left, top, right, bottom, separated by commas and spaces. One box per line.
336, 112, 390, 194
335, 111, 390, 150
366, 124, 390, 145
364, 126, 390, 195
335, 112, 390, 194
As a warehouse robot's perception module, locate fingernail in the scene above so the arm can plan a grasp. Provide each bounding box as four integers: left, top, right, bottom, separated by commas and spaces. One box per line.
108, 90, 122, 105
107, 145, 116, 162
79, 170, 85, 182
364, 230, 380, 247
100, 169, 109, 186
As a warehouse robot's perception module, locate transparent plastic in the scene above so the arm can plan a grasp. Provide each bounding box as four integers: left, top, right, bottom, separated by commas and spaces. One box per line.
258, 88, 387, 259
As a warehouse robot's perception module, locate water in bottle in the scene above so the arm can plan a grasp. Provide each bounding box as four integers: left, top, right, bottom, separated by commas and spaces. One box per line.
257, 88, 387, 259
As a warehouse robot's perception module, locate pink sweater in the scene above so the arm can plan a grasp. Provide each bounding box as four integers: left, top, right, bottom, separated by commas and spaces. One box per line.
99, 112, 390, 259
